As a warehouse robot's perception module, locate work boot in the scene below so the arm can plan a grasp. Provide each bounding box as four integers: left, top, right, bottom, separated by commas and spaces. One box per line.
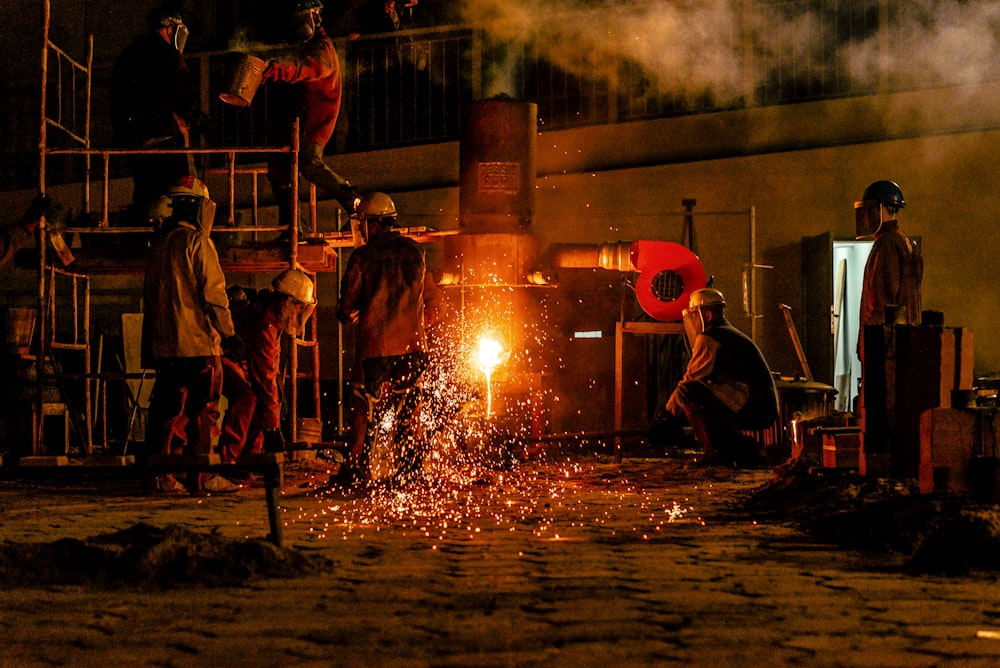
202, 474, 240, 494
150, 473, 185, 495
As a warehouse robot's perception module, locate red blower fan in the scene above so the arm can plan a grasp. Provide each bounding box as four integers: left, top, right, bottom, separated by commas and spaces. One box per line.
630, 240, 707, 321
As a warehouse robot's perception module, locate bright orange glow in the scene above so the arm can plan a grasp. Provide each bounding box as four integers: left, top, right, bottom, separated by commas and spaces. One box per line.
475, 335, 505, 417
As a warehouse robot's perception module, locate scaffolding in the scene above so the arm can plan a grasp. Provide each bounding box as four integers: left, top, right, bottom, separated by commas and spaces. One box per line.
33, 0, 329, 458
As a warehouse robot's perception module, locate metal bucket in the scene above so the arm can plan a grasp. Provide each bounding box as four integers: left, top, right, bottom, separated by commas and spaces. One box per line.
219, 53, 266, 107
296, 417, 323, 444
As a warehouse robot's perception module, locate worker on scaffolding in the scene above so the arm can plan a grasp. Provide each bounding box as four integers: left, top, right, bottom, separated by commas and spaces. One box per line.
0, 194, 60, 267
110, 4, 199, 227
331, 193, 444, 487
142, 177, 239, 494
218, 269, 318, 463
665, 288, 779, 467
257, 0, 361, 237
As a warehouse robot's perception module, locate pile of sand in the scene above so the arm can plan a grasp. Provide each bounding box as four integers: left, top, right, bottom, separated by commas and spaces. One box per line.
0, 523, 333, 589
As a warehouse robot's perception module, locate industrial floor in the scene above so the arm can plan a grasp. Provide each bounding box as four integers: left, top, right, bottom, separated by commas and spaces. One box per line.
2, 451, 1000, 667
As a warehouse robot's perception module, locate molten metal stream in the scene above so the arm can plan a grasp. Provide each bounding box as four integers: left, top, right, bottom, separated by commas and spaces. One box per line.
475, 335, 504, 418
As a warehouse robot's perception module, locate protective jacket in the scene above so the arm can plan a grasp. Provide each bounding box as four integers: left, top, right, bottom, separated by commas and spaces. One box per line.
143, 217, 235, 361
667, 316, 778, 430
337, 230, 442, 361
262, 26, 341, 148
860, 219, 923, 326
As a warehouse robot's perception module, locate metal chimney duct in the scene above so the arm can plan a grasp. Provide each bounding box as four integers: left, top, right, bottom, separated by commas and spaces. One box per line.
445, 97, 538, 286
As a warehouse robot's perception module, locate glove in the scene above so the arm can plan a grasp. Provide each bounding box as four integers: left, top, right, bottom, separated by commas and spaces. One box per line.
346, 184, 362, 213
221, 334, 245, 362
263, 429, 286, 453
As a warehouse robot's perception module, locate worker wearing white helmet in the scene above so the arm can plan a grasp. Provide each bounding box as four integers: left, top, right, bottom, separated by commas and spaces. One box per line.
219, 268, 318, 461
332, 193, 445, 486
143, 177, 238, 494
666, 288, 779, 467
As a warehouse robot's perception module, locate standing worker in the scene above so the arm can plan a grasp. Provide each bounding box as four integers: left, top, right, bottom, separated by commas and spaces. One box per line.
855, 180, 923, 333
218, 269, 318, 462
111, 4, 199, 225
854, 180, 923, 453
258, 0, 361, 236
332, 193, 444, 486
666, 288, 779, 467
143, 177, 239, 494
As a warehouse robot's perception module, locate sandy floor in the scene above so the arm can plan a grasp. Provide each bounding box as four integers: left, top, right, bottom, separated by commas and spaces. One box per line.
3, 455, 1000, 667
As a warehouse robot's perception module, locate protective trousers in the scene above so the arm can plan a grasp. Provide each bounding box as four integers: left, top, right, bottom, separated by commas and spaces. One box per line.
147, 356, 222, 456
217, 357, 260, 462
268, 140, 357, 232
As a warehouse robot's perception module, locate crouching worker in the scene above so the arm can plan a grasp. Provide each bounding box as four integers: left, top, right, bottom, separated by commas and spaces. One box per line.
666, 288, 779, 467
218, 268, 318, 463
142, 177, 239, 494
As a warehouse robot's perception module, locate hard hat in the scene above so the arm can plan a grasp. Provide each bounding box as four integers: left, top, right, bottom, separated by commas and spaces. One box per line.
688, 288, 726, 310
859, 180, 905, 210
272, 268, 317, 305
168, 176, 211, 200
292, 0, 323, 10
148, 4, 188, 52
148, 4, 185, 29
355, 192, 397, 224
153, 177, 216, 230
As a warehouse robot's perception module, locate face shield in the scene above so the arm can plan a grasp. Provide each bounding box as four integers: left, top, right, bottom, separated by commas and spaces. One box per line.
291, 8, 321, 42
349, 215, 366, 247
278, 297, 316, 336
171, 195, 217, 232
854, 200, 881, 239
199, 197, 217, 233
681, 305, 704, 347
173, 22, 189, 53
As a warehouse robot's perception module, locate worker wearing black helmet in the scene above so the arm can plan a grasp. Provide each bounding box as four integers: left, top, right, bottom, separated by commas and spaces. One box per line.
110, 4, 198, 225
258, 0, 361, 236
855, 180, 923, 330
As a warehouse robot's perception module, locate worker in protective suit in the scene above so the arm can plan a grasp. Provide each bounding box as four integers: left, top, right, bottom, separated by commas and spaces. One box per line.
258, 0, 361, 236
854, 180, 923, 452
143, 177, 239, 494
0, 194, 59, 267
332, 192, 444, 486
666, 288, 779, 467
111, 4, 198, 225
855, 180, 923, 332
218, 268, 318, 462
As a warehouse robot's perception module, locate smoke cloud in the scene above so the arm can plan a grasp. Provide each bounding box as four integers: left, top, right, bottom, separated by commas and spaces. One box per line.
460, 0, 1000, 106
